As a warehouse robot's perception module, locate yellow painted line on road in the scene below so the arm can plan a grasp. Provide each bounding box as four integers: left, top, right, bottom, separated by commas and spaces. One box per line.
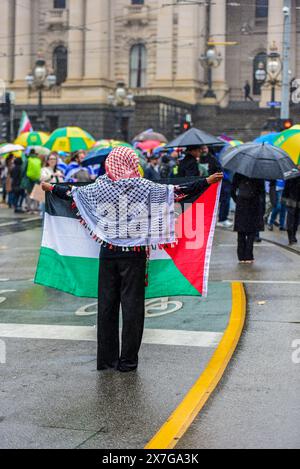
145, 282, 246, 450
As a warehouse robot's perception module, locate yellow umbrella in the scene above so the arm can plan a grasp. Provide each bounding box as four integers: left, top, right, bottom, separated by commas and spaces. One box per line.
274, 125, 300, 165
44, 127, 95, 152
14, 132, 49, 148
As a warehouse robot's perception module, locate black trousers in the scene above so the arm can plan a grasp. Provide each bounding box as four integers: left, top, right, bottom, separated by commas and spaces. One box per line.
287, 207, 300, 241
219, 180, 232, 222
97, 257, 146, 370
237, 232, 256, 261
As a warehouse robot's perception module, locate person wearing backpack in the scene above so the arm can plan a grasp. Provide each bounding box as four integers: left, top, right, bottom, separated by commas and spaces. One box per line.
231, 173, 265, 264
21, 149, 42, 213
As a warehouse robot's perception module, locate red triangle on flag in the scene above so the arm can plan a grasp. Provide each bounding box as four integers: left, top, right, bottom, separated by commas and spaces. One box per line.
165, 183, 220, 296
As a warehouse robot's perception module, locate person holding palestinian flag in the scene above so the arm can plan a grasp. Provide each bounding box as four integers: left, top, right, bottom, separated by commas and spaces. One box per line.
41, 147, 223, 373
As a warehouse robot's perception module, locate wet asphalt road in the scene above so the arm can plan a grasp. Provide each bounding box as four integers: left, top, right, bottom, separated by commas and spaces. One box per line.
0, 213, 231, 449
179, 229, 300, 449
0, 209, 299, 449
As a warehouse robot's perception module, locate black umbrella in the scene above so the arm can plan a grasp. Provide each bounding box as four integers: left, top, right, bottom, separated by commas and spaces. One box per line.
221, 142, 300, 180
166, 128, 223, 148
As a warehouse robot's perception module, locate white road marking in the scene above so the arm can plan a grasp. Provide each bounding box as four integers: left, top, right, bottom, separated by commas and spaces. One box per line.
0, 324, 222, 348
0, 290, 17, 304
22, 217, 41, 223
216, 244, 271, 248
223, 280, 300, 285
0, 221, 18, 227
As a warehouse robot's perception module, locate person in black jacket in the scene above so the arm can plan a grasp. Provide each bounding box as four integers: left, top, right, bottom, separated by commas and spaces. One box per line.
144, 155, 161, 182
11, 158, 25, 213
178, 147, 201, 178
231, 173, 265, 263
199, 145, 223, 176
283, 172, 300, 245
42, 147, 223, 373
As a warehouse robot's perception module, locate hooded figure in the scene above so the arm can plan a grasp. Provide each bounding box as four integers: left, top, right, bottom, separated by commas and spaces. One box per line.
42, 146, 223, 372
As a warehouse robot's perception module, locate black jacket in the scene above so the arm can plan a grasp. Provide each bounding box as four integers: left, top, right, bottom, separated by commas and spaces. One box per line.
283, 177, 300, 208
231, 174, 265, 233
200, 153, 223, 176
178, 154, 199, 178
144, 165, 161, 182
11, 164, 23, 193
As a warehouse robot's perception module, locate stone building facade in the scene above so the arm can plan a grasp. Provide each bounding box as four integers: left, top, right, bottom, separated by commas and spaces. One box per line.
1, 0, 300, 139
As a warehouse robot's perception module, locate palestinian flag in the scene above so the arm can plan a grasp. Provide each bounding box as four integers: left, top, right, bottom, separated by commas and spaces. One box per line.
35, 183, 221, 299
18, 111, 33, 135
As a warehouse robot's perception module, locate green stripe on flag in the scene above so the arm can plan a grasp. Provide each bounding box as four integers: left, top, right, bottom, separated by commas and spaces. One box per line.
35, 247, 201, 299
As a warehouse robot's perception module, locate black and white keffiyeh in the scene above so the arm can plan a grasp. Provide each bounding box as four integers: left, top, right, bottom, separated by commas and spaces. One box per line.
72, 175, 175, 248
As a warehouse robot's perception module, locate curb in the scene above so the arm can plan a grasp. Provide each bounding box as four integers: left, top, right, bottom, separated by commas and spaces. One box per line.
145, 282, 246, 450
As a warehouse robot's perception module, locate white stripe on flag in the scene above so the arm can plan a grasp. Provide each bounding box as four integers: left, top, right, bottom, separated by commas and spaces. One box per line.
42, 214, 100, 258
43, 213, 172, 260
0, 324, 222, 348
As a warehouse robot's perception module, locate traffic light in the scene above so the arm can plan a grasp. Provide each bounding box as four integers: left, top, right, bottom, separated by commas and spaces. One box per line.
0, 92, 11, 116
262, 118, 294, 132
0, 120, 9, 142
182, 113, 193, 133
173, 123, 181, 137
281, 118, 293, 130
182, 121, 191, 132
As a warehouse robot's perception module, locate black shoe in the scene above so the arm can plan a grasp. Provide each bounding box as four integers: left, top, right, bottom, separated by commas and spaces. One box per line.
267, 224, 274, 232
255, 237, 262, 243
117, 360, 138, 373
279, 227, 286, 232
97, 361, 118, 371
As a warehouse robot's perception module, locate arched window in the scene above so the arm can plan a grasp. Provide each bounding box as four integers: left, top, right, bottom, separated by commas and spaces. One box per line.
253, 52, 267, 95
255, 0, 268, 18
129, 44, 147, 88
54, 0, 66, 8
53, 45, 68, 85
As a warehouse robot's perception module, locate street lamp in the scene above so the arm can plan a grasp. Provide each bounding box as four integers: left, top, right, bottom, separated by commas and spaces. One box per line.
25, 58, 57, 131
108, 82, 135, 141
255, 44, 282, 106
200, 44, 222, 99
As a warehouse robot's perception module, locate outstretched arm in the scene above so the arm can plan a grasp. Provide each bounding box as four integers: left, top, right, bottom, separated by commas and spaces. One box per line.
175, 173, 223, 200
41, 182, 72, 201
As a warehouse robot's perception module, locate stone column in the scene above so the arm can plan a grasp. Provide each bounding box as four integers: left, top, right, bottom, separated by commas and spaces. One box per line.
14, 0, 32, 82
260, 0, 284, 107
0, 0, 13, 83
267, 0, 284, 55
210, 0, 226, 84
156, 1, 173, 83
67, 0, 85, 81
175, 3, 204, 102
208, 0, 229, 107
84, 0, 110, 81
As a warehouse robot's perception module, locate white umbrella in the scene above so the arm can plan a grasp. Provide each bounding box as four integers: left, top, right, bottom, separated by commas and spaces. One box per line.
26, 146, 51, 156
0, 144, 24, 155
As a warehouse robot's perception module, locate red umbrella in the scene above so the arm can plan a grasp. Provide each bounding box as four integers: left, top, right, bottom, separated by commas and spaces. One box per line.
136, 140, 161, 152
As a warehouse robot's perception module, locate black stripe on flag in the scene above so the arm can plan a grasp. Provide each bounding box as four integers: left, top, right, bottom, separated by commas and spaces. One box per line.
45, 192, 77, 219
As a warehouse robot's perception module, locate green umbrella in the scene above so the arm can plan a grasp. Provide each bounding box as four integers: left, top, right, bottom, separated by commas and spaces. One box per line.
44, 127, 95, 152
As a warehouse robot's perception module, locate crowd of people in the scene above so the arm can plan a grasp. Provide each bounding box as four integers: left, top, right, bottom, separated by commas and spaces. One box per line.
142, 143, 300, 259
1, 143, 300, 261
0, 149, 98, 216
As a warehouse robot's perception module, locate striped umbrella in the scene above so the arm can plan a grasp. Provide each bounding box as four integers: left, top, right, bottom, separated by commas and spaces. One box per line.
44, 127, 95, 153
14, 131, 49, 148
219, 135, 243, 147
0, 143, 24, 158
254, 133, 280, 145
274, 125, 300, 165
